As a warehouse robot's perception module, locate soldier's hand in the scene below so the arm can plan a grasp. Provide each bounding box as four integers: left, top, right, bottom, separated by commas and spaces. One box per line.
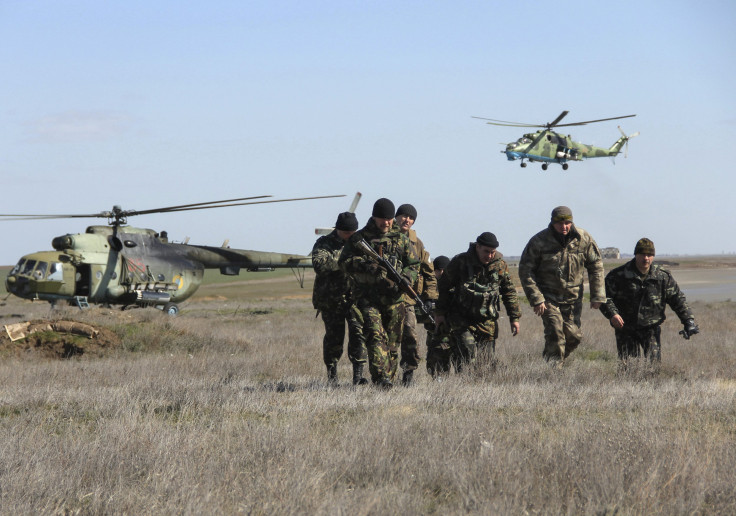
363, 261, 381, 275
680, 319, 700, 340
378, 276, 399, 293
610, 315, 624, 330
510, 321, 520, 336
533, 302, 546, 316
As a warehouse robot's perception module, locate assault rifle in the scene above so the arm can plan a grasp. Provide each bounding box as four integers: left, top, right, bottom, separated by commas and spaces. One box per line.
356, 238, 435, 326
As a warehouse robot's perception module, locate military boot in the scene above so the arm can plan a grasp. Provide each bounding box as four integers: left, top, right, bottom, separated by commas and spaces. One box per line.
401, 370, 414, 387
352, 363, 368, 385
327, 364, 338, 384
375, 378, 393, 390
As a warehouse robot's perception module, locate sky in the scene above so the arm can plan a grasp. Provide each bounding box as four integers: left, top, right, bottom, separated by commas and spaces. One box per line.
1, 0, 735, 266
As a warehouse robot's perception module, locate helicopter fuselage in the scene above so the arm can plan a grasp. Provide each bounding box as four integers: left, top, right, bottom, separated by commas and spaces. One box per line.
5, 225, 312, 310
504, 130, 630, 168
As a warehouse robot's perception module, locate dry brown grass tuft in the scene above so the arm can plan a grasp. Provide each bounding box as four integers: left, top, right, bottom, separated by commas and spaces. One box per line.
1, 291, 735, 514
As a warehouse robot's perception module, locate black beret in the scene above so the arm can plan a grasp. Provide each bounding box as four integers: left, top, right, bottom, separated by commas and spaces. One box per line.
335, 212, 358, 231
396, 203, 418, 220
433, 255, 450, 270
372, 198, 395, 219
476, 232, 499, 248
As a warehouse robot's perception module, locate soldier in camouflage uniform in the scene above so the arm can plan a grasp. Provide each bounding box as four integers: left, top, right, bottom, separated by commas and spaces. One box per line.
519, 206, 605, 366
339, 198, 420, 388
426, 255, 452, 377
600, 238, 699, 365
311, 212, 368, 385
434, 232, 521, 371
394, 203, 438, 386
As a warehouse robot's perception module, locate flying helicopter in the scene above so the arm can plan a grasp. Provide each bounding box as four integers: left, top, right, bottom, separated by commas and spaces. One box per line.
473, 111, 639, 170
1, 194, 343, 315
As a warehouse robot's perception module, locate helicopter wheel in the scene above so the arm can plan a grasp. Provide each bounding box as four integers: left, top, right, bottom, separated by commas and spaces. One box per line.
163, 302, 180, 316
520, 162, 527, 168
562, 163, 569, 170
541, 163, 548, 171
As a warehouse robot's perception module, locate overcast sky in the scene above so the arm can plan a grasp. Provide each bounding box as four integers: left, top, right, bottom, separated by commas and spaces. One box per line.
2, 0, 735, 265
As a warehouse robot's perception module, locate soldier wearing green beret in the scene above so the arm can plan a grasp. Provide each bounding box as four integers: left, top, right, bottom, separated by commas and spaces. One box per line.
600, 238, 699, 366
519, 206, 605, 367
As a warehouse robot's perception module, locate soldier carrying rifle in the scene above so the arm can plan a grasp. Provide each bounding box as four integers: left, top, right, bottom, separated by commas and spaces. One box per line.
339, 198, 421, 389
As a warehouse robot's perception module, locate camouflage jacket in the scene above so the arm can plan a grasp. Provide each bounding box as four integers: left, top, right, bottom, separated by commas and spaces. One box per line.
436, 244, 521, 323
403, 228, 438, 305
519, 223, 605, 306
600, 259, 693, 329
311, 230, 352, 312
338, 218, 420, 306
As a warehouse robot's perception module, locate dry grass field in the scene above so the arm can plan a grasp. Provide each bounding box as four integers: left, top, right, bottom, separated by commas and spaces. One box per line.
1, 266, 735, 515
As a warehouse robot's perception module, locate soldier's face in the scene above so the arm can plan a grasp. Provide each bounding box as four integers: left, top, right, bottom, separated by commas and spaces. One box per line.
336, 229, 355, 241
552, 221, 572, 235
635, 253, 654, 274
373, 217, 393, 233
434, 268, 444, 280
395, 214, 415, 233
475, 245, 496, 265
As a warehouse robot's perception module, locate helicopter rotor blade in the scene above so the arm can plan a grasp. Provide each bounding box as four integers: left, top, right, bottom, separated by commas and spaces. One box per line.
129, 195, 273, 216
0, 194, 346, 222
472, 116, 543, 128
141, 195, 346, 214
554, 114, 636, 128
546, 111, 569, 128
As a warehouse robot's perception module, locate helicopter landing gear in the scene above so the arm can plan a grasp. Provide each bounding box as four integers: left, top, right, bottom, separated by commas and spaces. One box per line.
562, 163, 569, 170
520, 162, 527, 168
162, 302, 179, 316
541, 163, 548, 171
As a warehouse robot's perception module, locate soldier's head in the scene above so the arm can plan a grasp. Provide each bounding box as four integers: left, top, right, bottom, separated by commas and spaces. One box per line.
475, 232, 499, 265
371, 198, 395, 233
433, 255, 450, 280
634, 238, 655, 274
394, 203, 417, 233
550, 206, 573, 235
335, 212, 358, 241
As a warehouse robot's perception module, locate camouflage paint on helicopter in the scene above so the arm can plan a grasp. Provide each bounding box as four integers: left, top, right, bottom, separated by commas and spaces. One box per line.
5, 225, 312, 313
474, 111, 639, 171
3, 195, 338, 314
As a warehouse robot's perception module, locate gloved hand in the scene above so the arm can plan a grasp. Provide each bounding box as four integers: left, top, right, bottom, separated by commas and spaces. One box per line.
679, 319, 700, 340
423, 300, 435, 312
378, 276, 399, 294
362, 261, 381, 275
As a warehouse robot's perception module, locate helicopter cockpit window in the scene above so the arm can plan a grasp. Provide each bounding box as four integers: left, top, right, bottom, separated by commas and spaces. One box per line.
519, 137, 531, 144
34, 261, 48, 280
10, 259, 25, 275
48, 262, 64, 281
22, 260, 37, 276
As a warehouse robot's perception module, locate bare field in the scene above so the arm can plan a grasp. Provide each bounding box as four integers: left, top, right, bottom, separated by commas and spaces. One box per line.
1, 267, 735, 514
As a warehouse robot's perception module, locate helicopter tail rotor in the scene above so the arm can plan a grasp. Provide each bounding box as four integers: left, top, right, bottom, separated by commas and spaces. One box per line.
618, 126, 640, 158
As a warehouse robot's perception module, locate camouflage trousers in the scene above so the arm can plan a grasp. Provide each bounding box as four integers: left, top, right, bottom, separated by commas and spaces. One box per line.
449, 319, 497, 372
400, 306, 420, 372
321, 305, 367, 368
358, 300, 406, 384
615, 325, 661, 363
541, 301, 582, 362
426, 329, 452, 376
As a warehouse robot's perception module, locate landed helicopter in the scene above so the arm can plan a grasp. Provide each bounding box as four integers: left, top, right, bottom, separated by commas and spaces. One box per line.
1, 195, 343, 314
473, 111, 639, 170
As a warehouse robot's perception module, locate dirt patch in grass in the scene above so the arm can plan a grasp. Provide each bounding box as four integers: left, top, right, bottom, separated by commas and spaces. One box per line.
0, 319, 121, 359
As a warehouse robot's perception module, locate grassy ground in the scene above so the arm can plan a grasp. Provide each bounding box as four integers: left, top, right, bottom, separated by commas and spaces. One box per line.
1, 267, 735, 514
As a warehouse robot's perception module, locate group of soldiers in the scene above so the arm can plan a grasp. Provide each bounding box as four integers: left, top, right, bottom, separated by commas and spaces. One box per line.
311, 199, 700, 388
